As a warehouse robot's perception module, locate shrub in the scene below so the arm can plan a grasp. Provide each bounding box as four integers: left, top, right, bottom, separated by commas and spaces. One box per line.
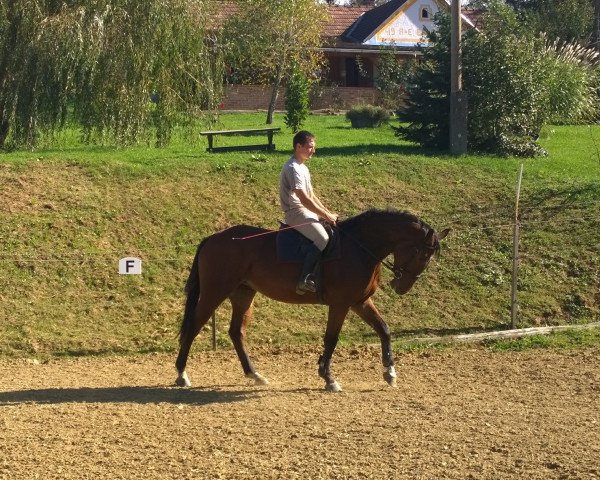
284, 63, 310, 133
542, 37, 599, 124
346, 104, 390, 128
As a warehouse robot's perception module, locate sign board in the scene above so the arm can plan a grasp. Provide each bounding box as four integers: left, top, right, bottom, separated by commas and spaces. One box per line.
119, 257, 142, 275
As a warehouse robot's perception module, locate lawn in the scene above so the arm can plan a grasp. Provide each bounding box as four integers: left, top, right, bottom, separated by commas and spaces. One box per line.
1, 113, 598, 358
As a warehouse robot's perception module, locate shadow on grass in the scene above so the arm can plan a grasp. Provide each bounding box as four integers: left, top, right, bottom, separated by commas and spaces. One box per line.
315, 144, 442, 158
521, 182, 600, 221
0, 385, 261, 406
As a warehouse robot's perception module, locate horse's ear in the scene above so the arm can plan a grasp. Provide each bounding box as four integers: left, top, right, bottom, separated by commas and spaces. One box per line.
437, 228, 451, 241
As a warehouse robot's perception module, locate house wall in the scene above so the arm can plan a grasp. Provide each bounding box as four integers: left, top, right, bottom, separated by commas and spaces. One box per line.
221, 84, 384, 111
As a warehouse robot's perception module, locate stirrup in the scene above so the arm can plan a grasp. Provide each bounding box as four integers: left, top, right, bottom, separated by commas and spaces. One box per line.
296, 275, 317, 295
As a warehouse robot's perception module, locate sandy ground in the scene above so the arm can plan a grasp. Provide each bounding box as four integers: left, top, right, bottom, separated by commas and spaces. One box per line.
0, 346, 599, 480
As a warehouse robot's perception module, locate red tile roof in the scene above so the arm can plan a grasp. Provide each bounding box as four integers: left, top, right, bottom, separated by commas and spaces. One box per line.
324, 5, 371, 37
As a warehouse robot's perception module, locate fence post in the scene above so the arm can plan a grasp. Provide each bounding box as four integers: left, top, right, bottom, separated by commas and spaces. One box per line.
511, 164, 524, 328
212, 313, 217, 350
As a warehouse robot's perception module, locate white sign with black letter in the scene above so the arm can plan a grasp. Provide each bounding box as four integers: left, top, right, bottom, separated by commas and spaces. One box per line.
119, 257, 142, 275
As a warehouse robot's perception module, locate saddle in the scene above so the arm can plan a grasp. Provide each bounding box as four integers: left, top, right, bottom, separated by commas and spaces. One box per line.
275, 223, 342, 263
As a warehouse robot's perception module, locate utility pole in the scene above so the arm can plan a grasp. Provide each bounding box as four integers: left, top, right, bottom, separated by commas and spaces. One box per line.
450, 0, 468, 155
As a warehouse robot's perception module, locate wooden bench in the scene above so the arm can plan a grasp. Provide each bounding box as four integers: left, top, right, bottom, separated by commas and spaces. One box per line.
199, 127, 281, 153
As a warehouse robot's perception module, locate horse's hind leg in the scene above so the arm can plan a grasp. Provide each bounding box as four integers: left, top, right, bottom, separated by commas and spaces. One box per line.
228, 285, 268, 385
175, 291, 228, 387
351, 298, 396, 387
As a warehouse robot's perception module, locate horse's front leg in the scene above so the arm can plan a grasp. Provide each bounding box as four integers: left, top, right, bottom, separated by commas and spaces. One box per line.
351, 298, 396, 387
319, 304, 350, 392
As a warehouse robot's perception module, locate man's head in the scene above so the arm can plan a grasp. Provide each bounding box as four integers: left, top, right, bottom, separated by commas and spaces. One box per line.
293, 130, 316, 162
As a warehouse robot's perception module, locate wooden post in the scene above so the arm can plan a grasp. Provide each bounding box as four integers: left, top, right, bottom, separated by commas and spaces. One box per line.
511, 164, 524, 328
450, 0, 468, 155
212, 313, 217, 350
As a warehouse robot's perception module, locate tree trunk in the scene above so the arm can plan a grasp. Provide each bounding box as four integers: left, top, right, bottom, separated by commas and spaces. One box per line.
266, 68, 284, 125
593, 0, 600, 51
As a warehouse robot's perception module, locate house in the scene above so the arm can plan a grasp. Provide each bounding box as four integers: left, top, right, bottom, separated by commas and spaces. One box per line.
221, 0, 476, 111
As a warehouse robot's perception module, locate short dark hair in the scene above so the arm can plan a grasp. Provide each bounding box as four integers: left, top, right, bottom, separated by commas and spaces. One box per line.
293, 130, 315, 149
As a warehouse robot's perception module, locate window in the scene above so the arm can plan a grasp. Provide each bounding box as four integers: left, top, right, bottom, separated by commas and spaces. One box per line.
420, 5, 432, 21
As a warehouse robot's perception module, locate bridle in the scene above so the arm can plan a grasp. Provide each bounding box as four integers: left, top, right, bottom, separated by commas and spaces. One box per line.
389, 244, 438, 282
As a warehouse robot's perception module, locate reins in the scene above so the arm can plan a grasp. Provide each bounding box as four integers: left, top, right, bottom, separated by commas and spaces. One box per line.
335, 225, 396, 274
231, 221, 318, 241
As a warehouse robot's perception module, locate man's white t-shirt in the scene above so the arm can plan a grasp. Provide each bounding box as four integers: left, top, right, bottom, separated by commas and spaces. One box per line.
279, 157, 316, 217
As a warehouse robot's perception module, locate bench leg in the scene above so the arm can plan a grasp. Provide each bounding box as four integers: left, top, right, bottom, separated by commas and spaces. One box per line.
207, 134, 214, 152
267, 132, 274, 151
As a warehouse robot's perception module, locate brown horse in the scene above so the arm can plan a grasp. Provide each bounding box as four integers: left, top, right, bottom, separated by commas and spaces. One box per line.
176, 209, 449, 392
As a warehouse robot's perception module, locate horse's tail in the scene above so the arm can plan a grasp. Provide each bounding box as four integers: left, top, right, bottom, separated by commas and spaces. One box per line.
179, 238, 208, 343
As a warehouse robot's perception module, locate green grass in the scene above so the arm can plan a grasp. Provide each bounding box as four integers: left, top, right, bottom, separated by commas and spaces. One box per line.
483, 327, 600, 351
1, 113, 599, 358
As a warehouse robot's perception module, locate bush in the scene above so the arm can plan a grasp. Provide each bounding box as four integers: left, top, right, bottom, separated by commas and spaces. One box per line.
284, 63, 310, 133
346, 104, 390, 128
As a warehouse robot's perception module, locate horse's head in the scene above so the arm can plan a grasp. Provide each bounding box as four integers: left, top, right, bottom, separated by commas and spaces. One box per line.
390, 226, 450, 295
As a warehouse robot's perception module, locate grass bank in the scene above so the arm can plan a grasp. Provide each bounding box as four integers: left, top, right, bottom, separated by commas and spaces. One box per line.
1, 113, 599, 358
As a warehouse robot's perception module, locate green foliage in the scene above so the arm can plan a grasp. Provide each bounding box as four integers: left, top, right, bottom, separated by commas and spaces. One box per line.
542, 38, 600, 124
0, 0, 223, 149
398, 3, 599, 157
505, 0, 595, 44
462, 3, 550, 156
222, 0, 327, 124
395, 12, 452, 148
345, 104, 390, 128
464, 2, 599, 156
374, 46, 416, 110
284, 63, 310, 133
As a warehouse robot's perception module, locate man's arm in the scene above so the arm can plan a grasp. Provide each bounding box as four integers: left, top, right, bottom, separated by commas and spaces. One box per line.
294, 189, 337, 224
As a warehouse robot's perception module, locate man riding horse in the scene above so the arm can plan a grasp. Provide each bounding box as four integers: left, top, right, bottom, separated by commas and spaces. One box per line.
279, 131, 338, 295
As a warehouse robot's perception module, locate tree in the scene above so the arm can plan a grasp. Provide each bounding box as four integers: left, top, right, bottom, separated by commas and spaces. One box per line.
284, 62, 310, 133
222, 0, 328, 124
476, 0, 594, 44
464, 1, 598, 154
0, 0, 223, 148
374, 45, 415, 110
397, 3, 599, 156
395, 13, 452, 149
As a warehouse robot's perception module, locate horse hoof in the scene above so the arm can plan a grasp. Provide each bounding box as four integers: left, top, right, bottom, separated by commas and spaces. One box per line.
385, 375, 397, 388
325, 381, 342, 393
246, 372, 269, 386
176, 371, 192, 387
384, 366, 397, 387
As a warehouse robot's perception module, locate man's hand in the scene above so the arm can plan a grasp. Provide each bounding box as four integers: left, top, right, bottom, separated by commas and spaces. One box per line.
324, 212, 338, 225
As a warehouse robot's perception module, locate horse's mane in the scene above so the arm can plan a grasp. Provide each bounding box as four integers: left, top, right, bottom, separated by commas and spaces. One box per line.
338, 208, 429, 232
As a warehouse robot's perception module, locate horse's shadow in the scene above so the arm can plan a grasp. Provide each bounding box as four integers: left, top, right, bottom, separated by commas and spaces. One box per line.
0, 385, 260, 407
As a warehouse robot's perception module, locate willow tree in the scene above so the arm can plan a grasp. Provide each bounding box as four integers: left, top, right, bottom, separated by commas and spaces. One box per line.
0, 0, 223, 148
222, 0, 328, 124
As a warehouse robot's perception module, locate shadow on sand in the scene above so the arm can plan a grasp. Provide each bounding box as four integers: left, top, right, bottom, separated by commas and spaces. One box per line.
0, 385, 262, 407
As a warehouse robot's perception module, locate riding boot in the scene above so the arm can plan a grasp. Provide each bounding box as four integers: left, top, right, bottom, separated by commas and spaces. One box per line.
296, 243, 322, 295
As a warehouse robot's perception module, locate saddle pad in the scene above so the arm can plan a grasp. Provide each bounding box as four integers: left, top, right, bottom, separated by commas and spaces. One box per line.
276, 225, 341, 263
